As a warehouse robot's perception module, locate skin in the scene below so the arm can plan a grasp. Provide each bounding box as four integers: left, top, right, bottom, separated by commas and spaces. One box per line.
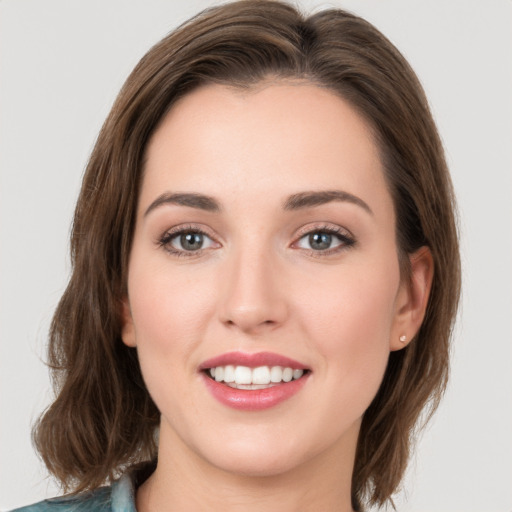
122, 82, 433, 512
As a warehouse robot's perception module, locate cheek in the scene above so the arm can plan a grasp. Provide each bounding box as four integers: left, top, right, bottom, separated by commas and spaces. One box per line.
296, 261, 400, 402
127, 257, 215, 362
125, 258, 219, 422
301, 262, 398, 341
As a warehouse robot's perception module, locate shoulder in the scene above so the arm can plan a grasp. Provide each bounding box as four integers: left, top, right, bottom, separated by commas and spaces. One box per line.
9, 486, 111, 512
9, 473, 136, 512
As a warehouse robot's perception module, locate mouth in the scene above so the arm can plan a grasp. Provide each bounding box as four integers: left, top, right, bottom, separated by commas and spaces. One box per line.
204, 365, 309, 390
199, 352, 311, 410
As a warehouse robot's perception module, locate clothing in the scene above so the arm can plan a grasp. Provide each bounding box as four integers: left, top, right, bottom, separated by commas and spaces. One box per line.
10, 473, 137, 512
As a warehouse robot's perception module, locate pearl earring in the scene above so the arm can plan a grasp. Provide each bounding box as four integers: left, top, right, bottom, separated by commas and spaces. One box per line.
399, 335, 407, 343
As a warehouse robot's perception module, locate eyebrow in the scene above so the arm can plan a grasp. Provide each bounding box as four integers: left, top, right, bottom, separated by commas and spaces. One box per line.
144, 189, 373, 217
283, 190, 373, 215
144, 192, 221, 217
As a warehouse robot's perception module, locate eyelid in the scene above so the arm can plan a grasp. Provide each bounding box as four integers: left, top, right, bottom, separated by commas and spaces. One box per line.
161, 223, 218, 239
291, 222, 356, 256
157, 223, 221, 257
293, 222, 354, 240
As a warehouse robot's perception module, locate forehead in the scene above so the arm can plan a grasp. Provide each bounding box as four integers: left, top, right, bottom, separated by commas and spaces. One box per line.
141, 82, 392, 219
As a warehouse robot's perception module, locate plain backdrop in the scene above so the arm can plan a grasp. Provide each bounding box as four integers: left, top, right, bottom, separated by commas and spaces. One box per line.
1, 0, 511, 511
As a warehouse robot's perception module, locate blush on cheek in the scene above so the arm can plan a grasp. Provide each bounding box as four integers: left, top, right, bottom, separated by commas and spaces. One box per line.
305, 271, 397, 389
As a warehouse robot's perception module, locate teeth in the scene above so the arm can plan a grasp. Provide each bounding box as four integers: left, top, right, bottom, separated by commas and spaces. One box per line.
234, 365, 252, 384
207, 365, 304, 386
270, 366, 283, 383
292, 369, 303, 380
214, 366, 224, 382
223, 364, 235, 383
252, 366, 270, 385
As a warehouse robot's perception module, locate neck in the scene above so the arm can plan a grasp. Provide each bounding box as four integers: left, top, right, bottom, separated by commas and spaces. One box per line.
136, 422, 359, 512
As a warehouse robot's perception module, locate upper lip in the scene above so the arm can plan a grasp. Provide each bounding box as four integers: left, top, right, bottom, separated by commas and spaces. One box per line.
199, 351, 309, 370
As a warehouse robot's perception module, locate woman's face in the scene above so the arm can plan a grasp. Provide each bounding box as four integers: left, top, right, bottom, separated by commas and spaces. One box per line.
122, 82, 422, 477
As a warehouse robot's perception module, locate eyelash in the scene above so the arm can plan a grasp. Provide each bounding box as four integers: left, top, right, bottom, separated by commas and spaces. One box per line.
157, 224, 216, 258
293, 224, 356, 257
157, 224, 356, 258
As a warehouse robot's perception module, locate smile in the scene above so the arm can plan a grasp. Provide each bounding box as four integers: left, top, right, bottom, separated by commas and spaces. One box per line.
207, 365, 305, 389
200, 352, 311, 410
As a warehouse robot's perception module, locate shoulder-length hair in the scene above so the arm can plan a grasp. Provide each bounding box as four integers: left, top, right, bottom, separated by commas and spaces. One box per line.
33, 1, 460, 509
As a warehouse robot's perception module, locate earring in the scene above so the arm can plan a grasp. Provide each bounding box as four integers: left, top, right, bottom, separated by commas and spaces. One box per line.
399, 335, 407, 343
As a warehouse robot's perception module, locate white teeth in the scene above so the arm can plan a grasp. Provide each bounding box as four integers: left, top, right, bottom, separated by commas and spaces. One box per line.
293, 369, 304, 380
207, 365, 306, 386
270, 366, 283, 383
282, 367, 293, 382
214, 366, 224, 382
252, 366, 271, 385
234, 365, 252, 385
223, 364, 235, 383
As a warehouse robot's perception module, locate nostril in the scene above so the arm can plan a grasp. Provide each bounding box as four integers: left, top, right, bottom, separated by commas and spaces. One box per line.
222, 318, 279, 335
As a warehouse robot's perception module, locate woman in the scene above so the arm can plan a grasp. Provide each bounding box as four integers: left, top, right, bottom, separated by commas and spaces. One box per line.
12, 0, 460, 510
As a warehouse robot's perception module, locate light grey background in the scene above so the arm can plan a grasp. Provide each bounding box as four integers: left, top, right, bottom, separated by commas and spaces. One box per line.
1, 0, 511, 510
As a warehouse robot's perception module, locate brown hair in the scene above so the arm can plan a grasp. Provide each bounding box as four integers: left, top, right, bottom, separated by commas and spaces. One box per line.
33, 1, 460, 509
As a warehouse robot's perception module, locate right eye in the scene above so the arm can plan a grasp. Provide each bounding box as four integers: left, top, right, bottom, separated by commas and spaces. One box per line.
159, 227, 218, 257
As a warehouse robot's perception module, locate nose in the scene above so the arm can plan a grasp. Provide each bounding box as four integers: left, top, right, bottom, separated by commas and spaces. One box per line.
218, 245, 288, 335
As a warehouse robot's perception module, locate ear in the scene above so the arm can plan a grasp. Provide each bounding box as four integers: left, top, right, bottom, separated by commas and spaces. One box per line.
120, 297, 137, 347
390, 246, 434, 351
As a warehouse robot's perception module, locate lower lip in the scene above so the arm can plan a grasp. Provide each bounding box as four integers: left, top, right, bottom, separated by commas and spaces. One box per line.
202, 373, 310, 411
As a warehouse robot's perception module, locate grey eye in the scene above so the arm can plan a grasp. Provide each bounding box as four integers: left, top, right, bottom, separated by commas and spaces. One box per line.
297, 231, 344, 251
170, 231, 215, 252
308, 232, 333, 250
179, 232, 204, 251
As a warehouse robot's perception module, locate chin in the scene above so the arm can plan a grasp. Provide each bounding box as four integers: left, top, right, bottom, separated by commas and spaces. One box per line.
194, 428, 320, 479
211, 450, 304, 478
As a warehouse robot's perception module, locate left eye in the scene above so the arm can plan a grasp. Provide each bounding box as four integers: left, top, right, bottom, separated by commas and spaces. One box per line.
296, 231, 349, 251
167, 231, 215, 252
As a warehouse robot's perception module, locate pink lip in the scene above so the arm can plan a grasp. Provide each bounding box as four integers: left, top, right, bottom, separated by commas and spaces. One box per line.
199, 351, 310, 411
201, 373, 310, 411
199, 351, 309, 370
